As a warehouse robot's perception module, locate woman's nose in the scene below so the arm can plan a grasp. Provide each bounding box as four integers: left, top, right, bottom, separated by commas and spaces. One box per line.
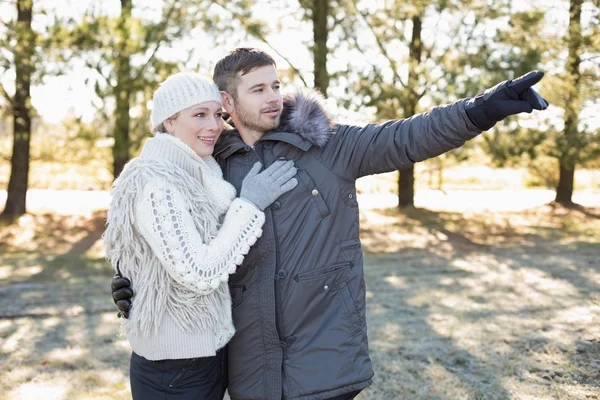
206, 117, 219, 132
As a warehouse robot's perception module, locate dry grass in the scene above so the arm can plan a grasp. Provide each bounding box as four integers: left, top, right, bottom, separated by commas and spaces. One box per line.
1, 190, 599, 400
357, 204, 600, 400
0, 211, 130, 400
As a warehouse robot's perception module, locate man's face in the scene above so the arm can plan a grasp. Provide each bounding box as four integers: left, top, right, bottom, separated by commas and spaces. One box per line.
230, 65, 283, 134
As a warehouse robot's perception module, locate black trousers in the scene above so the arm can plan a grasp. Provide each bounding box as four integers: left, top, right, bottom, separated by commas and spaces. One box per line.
129, 348, 227, 400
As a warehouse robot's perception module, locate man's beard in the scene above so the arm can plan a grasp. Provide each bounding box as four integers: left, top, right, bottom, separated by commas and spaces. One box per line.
235, 101, 280, 133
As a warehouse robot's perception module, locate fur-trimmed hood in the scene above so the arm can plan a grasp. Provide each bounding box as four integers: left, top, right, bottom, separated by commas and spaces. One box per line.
219, 88, 335, 150
277, 88, 334, 147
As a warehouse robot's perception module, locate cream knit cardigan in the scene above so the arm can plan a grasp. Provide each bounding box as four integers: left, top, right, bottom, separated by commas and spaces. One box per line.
103, 133, 265, 360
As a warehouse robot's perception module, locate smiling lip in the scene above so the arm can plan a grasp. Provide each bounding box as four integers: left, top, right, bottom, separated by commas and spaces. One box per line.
197, 136, 216, 144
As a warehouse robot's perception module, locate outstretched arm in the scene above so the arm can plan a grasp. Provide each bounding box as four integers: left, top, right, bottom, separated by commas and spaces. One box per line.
326, 71, 548, 179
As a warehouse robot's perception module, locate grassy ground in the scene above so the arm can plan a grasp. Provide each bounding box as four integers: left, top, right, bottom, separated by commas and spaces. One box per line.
358, 204, 600, 399
0, 193, 599, 399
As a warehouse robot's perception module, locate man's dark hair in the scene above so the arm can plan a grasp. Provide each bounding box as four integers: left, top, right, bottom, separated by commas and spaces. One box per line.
213, 48, 276, 99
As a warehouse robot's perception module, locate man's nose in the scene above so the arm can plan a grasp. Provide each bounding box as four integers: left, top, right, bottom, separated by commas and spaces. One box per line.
265, 87, 280, 104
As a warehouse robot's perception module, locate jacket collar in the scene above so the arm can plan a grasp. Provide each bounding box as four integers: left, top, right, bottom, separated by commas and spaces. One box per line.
214, 89, 334, 159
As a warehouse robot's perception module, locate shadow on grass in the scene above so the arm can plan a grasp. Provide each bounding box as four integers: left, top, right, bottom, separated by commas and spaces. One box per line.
0, 210, 114, 320
359, 205, 600, 399
1, 210, 111, 284
362, 249, 513, 399
0, 211, 137, 398
2, 205, 598, 399
1, 311, 131, 399
558, 201, 600, 220
0, 209, 131, 397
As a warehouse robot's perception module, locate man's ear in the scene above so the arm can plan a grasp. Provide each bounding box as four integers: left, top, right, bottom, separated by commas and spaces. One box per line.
221, 91, 235, 114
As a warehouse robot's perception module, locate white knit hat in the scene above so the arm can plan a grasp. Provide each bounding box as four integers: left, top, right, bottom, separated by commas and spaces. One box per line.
150, 72, 222, 130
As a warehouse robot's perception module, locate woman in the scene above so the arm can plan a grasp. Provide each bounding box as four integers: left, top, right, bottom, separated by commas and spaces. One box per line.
103, 72, 297, 399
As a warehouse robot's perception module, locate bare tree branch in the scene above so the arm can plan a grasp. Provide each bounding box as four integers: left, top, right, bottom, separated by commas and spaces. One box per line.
347, 0, 406, 88
338, 13, 387, 87
132, 3, 180, 82
421, 12, 475, 95
84, 59, 112, 88
581, 54, 600, 62
0, 83, 13, 107
211, 2, 308, 87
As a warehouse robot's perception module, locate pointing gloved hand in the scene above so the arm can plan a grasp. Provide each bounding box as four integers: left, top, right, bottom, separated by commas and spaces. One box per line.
465, 70, 549, 131
240, 160, 299, 210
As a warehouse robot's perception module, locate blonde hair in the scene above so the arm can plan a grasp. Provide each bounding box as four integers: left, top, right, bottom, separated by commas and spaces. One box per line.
153, 112, 180, 134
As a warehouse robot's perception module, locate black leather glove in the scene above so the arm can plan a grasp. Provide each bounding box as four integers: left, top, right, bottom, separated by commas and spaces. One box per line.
465, 70, 549, 131
111, 263, 134, 319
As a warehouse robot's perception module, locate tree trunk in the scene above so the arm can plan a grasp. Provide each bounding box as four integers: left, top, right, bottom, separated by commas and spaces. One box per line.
112, 0, 133, 179
2, 0, 35, 218
312, 0, 329, 96
555, 0, 582, 205
398, 14, 422, 208
398, 166, 415, 207
556, 165, 575, 204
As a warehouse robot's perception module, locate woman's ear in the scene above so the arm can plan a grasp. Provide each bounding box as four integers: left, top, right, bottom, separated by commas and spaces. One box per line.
221, 91, 235, 114
163, 118, 174, 134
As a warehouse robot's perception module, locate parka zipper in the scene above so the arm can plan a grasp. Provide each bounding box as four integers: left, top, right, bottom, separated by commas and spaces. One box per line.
252, 144, 286, 349
272, 216, 285, 346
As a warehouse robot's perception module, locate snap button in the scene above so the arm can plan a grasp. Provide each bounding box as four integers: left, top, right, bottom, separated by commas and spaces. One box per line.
277, 269, 288, 279
324, 285, 329, 290
312, 189, 319, 196
348, 194, 353, 198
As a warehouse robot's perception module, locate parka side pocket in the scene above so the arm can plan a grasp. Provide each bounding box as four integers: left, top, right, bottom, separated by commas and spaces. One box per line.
230, 284, 246, 308
340, 238, 361, 250
294, 262, 352, 282
338, 281, 362, 337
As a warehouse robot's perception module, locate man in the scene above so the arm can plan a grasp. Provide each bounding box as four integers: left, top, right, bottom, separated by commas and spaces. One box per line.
112, 48, 548, 399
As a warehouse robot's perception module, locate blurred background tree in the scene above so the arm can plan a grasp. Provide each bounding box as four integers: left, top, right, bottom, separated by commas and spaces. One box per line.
0, 0, 57, 217
474, 0, 600, 205
0, 0, 598, 216
60, 0, 209, 178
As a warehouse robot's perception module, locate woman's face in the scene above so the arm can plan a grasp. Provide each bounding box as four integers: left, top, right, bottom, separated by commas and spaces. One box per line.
164, 101, 224, 157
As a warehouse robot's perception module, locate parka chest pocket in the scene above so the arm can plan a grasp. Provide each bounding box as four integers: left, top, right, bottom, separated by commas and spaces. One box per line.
296, 169, 330, 218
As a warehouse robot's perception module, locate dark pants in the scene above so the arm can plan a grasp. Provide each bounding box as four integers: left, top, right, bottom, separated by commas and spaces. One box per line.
130, 348, 227, 400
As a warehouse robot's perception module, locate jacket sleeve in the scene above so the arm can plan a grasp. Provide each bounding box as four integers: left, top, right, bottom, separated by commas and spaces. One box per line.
326, 99, 482, 179
135, 181, 265, 295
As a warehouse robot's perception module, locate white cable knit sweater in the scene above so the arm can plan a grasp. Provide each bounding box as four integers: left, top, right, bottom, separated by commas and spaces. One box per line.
103, 133, 265, 360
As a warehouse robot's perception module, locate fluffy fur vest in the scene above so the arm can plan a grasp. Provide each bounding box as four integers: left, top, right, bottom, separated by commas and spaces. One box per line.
103, 154, 232, 337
